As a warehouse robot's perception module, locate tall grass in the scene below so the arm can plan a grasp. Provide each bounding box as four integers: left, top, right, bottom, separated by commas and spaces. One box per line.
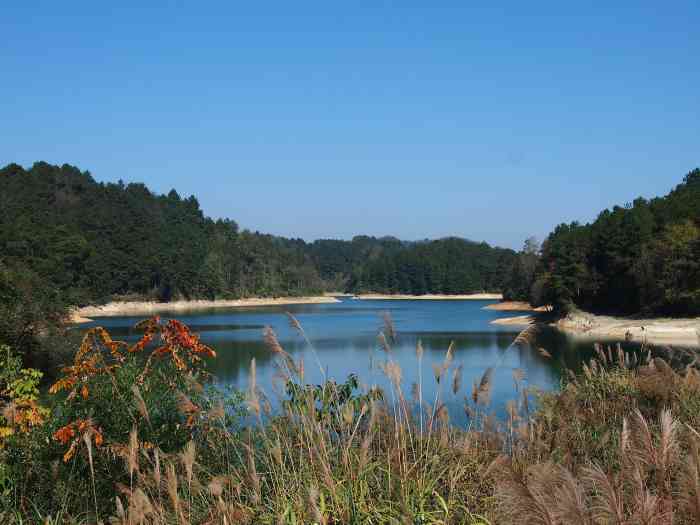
1, 317, 700, 524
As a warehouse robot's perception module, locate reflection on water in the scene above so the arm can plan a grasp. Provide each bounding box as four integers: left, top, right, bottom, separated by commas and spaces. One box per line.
83, 299, 647, 425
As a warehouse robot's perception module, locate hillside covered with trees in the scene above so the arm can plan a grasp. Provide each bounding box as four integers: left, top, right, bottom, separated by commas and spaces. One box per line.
0, 162, 515, 308
510, 168, 700, 315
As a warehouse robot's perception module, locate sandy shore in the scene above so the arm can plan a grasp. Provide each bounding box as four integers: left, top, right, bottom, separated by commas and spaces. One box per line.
490, 314, 535, 326
483, 301, 550, 312
356, 293, 503, 301
70, 296, 340, 323
489, 309, 700, 346
69, 313, 96, 324
557, 310, 700, 347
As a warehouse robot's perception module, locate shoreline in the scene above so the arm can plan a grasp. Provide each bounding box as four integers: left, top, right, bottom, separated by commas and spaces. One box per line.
483, 301, 550, 312
555, 310, 700, 347
490, 314, 535, 326
490, 310, 700, 346
356, 293, 502, 301
69, 296, 340, 323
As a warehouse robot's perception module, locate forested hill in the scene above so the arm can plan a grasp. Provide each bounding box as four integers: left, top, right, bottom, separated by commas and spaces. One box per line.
0, 162, 516, 305
346, 237, 515, 295
0, 162, 327, 303
508, 168, 700, 315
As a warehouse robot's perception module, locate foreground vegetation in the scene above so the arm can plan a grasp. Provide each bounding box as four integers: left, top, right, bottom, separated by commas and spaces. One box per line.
2, 314, 700, 524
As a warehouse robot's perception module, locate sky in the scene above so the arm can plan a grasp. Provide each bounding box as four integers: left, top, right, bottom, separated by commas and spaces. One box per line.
2, 2, 699, 249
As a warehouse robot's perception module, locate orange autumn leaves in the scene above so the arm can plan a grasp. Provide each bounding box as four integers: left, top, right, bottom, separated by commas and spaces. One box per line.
50, 317, 215, 462
53, 418, 104, 463
48, 326, 125, 399
142, 318, 216, 378
1, 399, 49, 440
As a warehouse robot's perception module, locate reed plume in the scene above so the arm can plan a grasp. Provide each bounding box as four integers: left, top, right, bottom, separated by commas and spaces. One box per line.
263, 325, 299, 378
537, 347, 552, 359
679, 425, 700, 522
382, 311, 396, 343
452, 364, 463, 395
511, 324, 538, 348
166, 463, 181, 523
132, 384, 150, 423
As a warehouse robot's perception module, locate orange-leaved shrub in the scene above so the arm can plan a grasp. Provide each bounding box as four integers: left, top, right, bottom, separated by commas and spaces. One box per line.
0, 317, 243, 520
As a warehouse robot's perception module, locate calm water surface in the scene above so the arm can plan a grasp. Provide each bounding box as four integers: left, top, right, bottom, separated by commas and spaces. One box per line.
86, 299, 616, 424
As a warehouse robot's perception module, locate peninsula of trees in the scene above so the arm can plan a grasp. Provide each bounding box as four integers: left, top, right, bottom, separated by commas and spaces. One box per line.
506, 168, 700, 315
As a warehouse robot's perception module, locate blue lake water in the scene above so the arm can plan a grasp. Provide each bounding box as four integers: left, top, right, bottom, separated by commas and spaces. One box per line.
85, 298, 606, 424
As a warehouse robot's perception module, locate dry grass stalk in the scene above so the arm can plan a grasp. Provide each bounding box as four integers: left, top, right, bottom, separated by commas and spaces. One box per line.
308, 485, 325, 525
511, 324, 538, 348
175, 392, 199, 419
385, 360, 402, 389
287, 311, 326, 379
83, 431, 99, 522
287, 312, 303, 333
474, 367, 494, 406
131, 384, 150, 424
382, 311, 396, 342
582, 463, 625, 524
452, 364, 463, 395
128, 426, 139, 480
247, 358, 260, 418
416, 338, 424, 360
492, 459, 561, 525
432, 363, 444, 384
377, 331, 392, 353
166, 463, 181, 523
537, 347, 552, 359
181, 440, 196, 487
263, 325, 299, 378
263, 325, 285, 355
679, 426, 700, 522
208, 475, 225, 498
244, 440, 261, 504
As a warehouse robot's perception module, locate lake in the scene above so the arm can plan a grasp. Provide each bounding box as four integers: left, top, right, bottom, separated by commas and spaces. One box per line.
85, 298, 612, 424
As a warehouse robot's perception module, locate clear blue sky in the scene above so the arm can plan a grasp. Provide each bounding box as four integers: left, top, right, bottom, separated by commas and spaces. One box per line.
2, 2, 699, 249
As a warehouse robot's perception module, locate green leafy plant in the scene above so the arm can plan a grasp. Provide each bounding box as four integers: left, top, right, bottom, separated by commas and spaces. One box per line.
284, 373, 383, 426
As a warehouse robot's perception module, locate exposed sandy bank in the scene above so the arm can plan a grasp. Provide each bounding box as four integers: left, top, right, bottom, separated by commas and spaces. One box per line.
69, 312, 95, 324
70, 296, 340, 322
557, 310, 700, 347
357, 293, 503, 301
490, 314, 535, 326
483, 301, 550, 312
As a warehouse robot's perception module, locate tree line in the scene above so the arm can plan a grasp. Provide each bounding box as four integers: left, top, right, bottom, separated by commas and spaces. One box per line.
0, 162, 515, 307
506, 168, 700, 315
0, 162, 327, 305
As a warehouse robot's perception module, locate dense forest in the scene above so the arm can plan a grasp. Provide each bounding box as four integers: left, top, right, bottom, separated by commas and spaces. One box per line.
5, 161, 697, 323
0, 162, 515, 308
509, 168, 700, 315
345, 237, 515, 294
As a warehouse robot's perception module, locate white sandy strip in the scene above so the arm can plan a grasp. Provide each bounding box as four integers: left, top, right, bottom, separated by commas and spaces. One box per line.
356, 293, 503, 301
490, 310, 700, 345
490, 315, 535, 326
70, 296, 340, 322
557, 311, 700, 347
483, 301, 551, 312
